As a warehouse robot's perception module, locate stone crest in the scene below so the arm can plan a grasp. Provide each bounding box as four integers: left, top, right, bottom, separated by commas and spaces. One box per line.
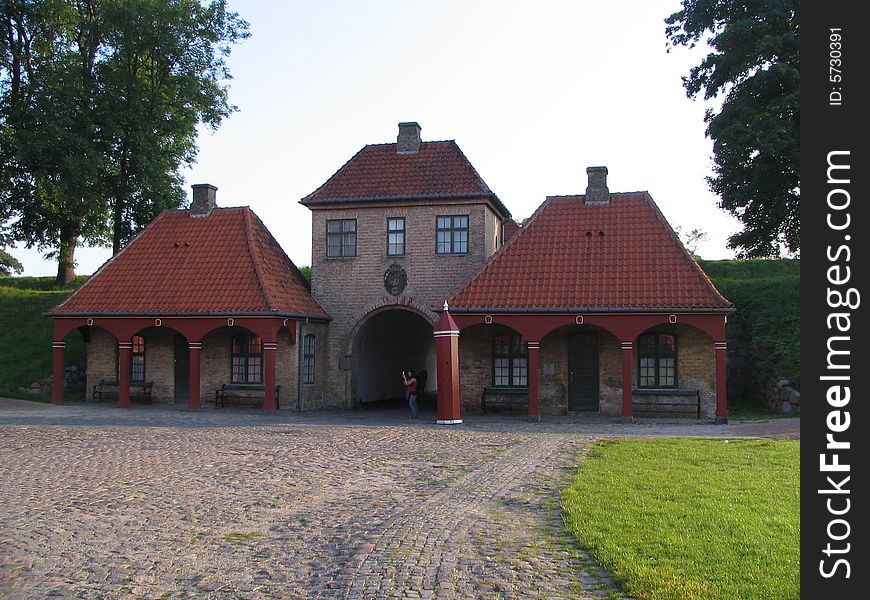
383, 264, 408, 296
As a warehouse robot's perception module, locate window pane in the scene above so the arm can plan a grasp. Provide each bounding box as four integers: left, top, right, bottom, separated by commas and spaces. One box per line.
512, 358, 528, 386
327, 221, 342, 233
437, 217, 450, 229
494, 358, 509, 386
455, 216, 468, 228
343, 220, 356, 232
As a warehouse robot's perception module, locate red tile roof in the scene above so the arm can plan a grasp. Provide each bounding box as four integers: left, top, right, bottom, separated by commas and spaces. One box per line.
301, 141, 511, 218
447, 193, 732, 311
51, 208, 328, 318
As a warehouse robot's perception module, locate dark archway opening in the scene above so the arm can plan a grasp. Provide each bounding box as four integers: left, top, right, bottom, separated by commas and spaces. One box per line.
353, 309, 435, 410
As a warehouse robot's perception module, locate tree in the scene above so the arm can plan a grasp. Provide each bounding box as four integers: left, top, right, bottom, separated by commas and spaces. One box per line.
666, 0, 799, 258
1, 229, 23, 275
674, 226, 708, 257
1, 0, 248, 284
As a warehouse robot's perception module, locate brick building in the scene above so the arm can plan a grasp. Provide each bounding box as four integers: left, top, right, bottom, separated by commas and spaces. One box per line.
48, 122, 733, 422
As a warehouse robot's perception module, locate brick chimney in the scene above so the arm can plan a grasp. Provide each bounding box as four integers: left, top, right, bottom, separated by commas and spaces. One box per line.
585, 166, 609, 204
190, 184, 217, 216
397, 122, 422, 154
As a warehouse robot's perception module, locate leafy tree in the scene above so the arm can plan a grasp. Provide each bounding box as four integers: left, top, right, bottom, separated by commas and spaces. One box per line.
1, 229, 23, 275
666, 0, 799, 257
1, 0, 248, 284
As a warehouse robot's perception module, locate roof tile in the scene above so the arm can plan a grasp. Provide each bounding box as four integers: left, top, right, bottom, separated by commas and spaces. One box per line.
448, 193, 732, 311
51, 208, 327, 318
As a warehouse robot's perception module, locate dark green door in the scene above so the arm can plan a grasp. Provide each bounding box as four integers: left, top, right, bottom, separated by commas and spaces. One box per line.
174, 335, 189, 404
568, 333, 599, 411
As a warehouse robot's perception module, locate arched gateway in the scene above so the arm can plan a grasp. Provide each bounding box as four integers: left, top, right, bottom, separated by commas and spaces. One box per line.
351, 308, 435, 407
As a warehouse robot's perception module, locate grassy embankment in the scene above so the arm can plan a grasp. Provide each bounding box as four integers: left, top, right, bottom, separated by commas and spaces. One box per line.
700, 258, 800, 389
562, 438, 799, 600
0, 276, 87, 399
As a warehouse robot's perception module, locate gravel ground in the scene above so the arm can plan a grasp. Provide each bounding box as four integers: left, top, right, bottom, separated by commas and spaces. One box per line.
0, 399, 798, 599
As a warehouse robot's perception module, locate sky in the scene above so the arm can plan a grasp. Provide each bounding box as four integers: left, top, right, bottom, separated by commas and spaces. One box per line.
10, 0, 741, 277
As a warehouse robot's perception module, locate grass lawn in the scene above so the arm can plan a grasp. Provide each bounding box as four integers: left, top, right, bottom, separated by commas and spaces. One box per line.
562, 438, 799, 600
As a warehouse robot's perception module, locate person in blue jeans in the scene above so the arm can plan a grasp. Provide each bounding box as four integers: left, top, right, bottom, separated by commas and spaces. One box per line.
403, 370, 418, 418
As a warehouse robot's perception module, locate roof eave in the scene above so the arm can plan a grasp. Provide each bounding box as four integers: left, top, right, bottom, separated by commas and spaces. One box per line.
435, 306, 735, 314
46, 310, 332, 322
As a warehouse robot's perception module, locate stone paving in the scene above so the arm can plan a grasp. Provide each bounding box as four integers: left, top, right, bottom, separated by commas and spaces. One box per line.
0, 401, 798, 599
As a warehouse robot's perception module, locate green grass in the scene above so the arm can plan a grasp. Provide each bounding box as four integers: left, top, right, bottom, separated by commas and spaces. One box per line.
0, 276, 87, 398
562, 439, 799, 600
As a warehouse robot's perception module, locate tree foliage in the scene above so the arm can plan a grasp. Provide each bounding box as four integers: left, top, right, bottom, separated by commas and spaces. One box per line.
1, 0, 248, 283
666, 0, 799, 258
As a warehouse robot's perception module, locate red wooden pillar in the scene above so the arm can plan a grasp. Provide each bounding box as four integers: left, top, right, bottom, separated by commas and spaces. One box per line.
51, 340, 65, 405
715, 341, 728, 423
188, 341, 202, 410
527, 341, 541, 422
263, 341, 277, 412
434, 305, 462, 424
621, 341, 634, 422
117, 340, 132, 408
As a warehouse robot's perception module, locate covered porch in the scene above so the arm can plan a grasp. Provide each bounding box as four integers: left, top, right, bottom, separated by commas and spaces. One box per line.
51, 315, 298, 411
433, 307, 730, 424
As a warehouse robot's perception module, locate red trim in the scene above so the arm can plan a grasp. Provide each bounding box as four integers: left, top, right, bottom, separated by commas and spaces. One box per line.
117, 344, 132, 408
621, 343, 633, 417
527, 344, 540, 419
51, 343, 65, 405
189, 344, 202, 410
716, 345, 728, 419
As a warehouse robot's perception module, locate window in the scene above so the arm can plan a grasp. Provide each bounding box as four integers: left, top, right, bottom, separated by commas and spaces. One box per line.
492, 334, 528, 387
637, 333, 677, 388
231, 334, 263, 384
302, 334, 316, 384
386, 217, 405, 255
436, 215, 469, 254
131, 335, 146, 383
326, 219, 357, 257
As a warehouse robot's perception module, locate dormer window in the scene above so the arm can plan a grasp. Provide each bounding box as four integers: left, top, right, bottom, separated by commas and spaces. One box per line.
436, 215, 469, 254
326, 219, 357, 257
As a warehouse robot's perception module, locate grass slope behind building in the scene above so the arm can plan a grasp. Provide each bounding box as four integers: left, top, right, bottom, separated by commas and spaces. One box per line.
700, 259, 800, 389
0, 276, 87, 398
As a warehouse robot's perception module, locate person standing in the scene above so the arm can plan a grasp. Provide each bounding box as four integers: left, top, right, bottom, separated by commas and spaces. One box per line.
403, 370, 418, 419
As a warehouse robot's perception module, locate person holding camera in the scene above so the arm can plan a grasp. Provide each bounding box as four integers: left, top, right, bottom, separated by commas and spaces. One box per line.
402, 370, 418, 419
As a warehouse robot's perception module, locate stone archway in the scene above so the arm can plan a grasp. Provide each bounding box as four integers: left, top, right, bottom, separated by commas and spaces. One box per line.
352, 309, 435, 407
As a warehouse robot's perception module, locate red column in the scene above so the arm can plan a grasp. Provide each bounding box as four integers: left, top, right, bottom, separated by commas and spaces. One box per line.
51, 341, 65, 405
117, 341, 132, 408
527, 342, 540, 422
434, 308, 462, 424
621, 341, 634, 422
263, 342, 277, 412
188, 341, 202, 410
715, 341, 728, 423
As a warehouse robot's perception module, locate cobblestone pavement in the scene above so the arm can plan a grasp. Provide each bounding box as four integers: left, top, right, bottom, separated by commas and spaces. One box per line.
0, 401, 798, 599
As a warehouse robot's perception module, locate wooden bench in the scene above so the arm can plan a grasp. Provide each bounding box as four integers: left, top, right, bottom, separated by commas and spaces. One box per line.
92, 379, 154, 404
215, 383, 280, 409
481, 386, 528, 415
632, 389, 701, 418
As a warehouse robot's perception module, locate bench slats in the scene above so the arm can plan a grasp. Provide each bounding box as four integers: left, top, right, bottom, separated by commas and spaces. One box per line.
215, 383, 280, 409
92, 379, 153, 404
481, 386, 529, 415
631, 389, 701, 418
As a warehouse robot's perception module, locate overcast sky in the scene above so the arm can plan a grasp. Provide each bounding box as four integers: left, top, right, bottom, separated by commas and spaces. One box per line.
11, 0, 741, 277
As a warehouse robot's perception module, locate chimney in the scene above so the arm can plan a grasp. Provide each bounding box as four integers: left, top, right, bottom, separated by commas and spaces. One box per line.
397, 122, 421, 154
585, 166, 609, 204
190, 183, 217, 216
